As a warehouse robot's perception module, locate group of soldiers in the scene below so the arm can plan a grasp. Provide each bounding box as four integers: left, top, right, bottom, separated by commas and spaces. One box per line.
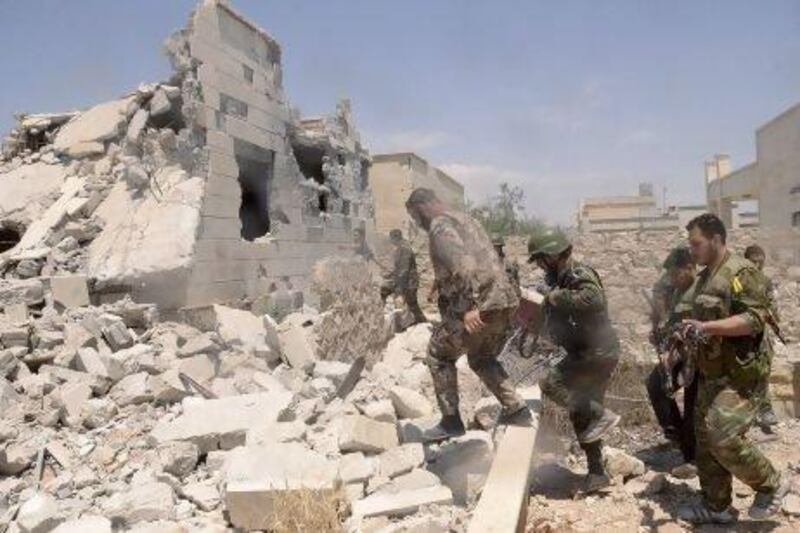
364, 187, 788, 524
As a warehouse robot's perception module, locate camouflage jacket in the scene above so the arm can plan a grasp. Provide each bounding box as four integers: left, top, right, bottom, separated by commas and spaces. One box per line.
687, 252, 772, 383
428, 212, 519, 319
544, 260, 617, 355
388, 239, 419, 292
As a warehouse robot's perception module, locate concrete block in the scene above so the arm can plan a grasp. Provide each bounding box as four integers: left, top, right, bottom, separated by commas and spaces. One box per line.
4, 302, 29, 323
339, 414, 398, 454
0, 279, 45, 306
51, 516, 111, 533
102, 481, 176, 525
223, 442, 340, 531
276, 312, 317, 374
109, 372, 153, 407
376, 468, 442, 495
101, 321, 134, 352
50, 275, 90, 310
352, 485, 453, 518
339, 452, 376, 484
377, 443, 425, 479
429, 431, 494, 505
55, 381, 92, 425
16, 492, 63, 533
151, 391, 293, 453
362, 399, 397, 424
0, 326, 28, 348
467, 427, 537, 533
389, 386, 433, 419
0, 376, 21, 412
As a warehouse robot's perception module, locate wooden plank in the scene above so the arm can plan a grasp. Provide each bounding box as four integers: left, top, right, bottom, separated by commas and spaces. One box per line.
467, 425, 537, 533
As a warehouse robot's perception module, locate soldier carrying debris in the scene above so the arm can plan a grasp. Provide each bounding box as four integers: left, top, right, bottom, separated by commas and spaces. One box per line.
678, 214, 788, 524
404, 188, 531, 442
527, 226, 620, 494
743, 244, 780, 431
380, 229, 427, 326
645, 246, 699, 463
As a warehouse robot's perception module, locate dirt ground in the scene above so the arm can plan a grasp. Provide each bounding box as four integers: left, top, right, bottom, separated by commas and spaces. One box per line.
525, 418, 800, 532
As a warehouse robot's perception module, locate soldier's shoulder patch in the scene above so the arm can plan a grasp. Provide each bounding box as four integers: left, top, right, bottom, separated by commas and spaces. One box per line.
731, 275, 744, 295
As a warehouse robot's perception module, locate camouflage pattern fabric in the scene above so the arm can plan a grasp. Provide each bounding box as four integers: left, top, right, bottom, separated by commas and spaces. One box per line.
695, 376, 780, 511
427, 309, 524, 416
428, 211, 519, 320
503, 259, 521, 294
539, 260, 620, 442
388, 239, 420, 292
688, 251, 779, 511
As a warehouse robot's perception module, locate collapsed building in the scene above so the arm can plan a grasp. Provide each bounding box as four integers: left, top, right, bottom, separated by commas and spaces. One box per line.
0, 0, 374, 312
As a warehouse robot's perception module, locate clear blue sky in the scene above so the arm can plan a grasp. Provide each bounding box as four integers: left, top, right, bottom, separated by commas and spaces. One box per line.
2, 1, 799, 223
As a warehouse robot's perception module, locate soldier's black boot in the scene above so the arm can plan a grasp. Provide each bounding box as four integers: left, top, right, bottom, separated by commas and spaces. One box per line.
579, 441, 611, 494
421, 415, 466, 443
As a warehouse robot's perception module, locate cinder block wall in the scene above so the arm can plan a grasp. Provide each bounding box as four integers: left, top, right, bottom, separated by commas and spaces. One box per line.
183, 1, 374, 308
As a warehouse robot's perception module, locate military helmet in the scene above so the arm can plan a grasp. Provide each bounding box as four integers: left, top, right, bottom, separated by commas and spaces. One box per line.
491, 233, 505, 247
527, 227, 571, 261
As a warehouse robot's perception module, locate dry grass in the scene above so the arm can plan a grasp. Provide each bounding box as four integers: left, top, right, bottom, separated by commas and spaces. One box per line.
265, 487, 349, 533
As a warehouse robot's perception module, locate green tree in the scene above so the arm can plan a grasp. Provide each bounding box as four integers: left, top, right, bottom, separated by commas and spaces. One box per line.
468, 182, 545, 237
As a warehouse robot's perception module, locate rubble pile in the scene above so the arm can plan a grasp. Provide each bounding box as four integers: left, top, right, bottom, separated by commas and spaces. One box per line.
0, 251, 525, 531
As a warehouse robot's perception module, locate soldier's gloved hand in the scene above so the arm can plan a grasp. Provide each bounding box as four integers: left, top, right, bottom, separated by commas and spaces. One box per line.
464, 309, 485, 334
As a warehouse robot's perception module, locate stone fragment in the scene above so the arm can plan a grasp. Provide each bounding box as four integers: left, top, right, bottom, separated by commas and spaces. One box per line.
389, 386, 433, 419
50, 275, 90, 309
75, 347, 122, 381
126, 108, 149, 144
339, 452, 376, 484
429, 431, 493, 505
53, 96, 136, 153
276, 313, 317, 373
378, 443, 425, 479
159, 441, 199, 479
313, 360, 351, 385
81, 397, 118, 429
246, 421, 307, 445
181, 305, 277, 361
149, 89, 172, 116
151, 391, 292, 453
352, 485, 453, 518
51, 516, 112, 533
783, 493, 800, 516
16, 492, 63, 533
223, 443, 340, 531
377, 468, 442, 495
624, 471, 666, 496
0, 326, 29, 348
182, 480, 220, 511
110, 372, 153, 406
102, 482, 176, 525
0, 279, 45, 306
0, 442, 36, 475
54, 381, 92, 425
339, 414, 399, 454
604, 447, 646, 479
177, 333, 220, 358
670, 462, 698, 479
102, 320, 134, 351
63, 141, 105, 158
0, 376, 21, 411
4, 302, 29, 323
362, 399, 397, 423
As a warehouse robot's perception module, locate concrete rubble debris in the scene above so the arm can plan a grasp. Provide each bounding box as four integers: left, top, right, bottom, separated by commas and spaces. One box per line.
49, 275, 90, 309
389, 385, 433, 419
339, 414, 399, 454
51, 516, 112, 533
102, 481, 176, 525
16, 492, 63, 533
352, 485, 454, 519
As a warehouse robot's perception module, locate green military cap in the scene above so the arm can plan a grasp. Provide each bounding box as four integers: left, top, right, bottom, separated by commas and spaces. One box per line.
662, 246, 693, 270
527, 227, 571, 261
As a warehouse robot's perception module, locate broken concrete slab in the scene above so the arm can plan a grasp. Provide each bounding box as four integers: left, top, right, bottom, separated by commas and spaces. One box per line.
4, 302, 29, 324
149, 89, 172, 117
429, 431, 494, 506
180, 305, 276, 361
102, 320, 134, 351
276, 312, 317, 373
339, 414, 399, 454
126, 108, 149, 144
339, 452, 376, 484
16, 492, 63, 533
313, 360, 351, 385
223, 442, 340, 530
51, 515, 112, 533
110, 372, 153, 407
377, 443, 425, 479
81, 398, 118, 429
467, 426, 537, 533
75, 347, 123, 382
102, 481, 176, 525
389, 386, 433, 419
39, 365, 109, 395
54, 381, 92, 426
0, 279, 45, 307
352, 485, 453, 519
150, 390, 293, 453
0, 326, 29, 349
0, 376, 21, 411
376, 468, 442, 495
362, 399, 397, 424
159, 441, 199, 479
182, 480, 220, 511
49, 275, 90, 309
246, 421, 307, 445
53, 96, 136, 154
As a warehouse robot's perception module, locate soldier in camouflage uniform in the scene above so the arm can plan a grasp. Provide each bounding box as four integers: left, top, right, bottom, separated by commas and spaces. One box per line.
404, 188, 529, 441
381, 229, 427, 325
744, 244, 779, 431
645, 246, 698, 462
678, 214, 788, 524
492, 234, 521, 291
528, 227, 620, 493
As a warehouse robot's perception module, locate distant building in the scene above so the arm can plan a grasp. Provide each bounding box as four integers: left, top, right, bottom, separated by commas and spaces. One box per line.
706, 102, 800, 243
369, 152, 465, 236
577, 183, 670, 232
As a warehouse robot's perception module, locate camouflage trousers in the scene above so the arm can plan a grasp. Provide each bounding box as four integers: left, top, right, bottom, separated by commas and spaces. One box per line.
540, 346, 618, 444
426, 309, 524, 418
695, 375, 780, 511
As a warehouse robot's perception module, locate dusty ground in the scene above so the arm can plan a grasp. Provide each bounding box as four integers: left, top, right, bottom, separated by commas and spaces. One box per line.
525, 418, 800, 532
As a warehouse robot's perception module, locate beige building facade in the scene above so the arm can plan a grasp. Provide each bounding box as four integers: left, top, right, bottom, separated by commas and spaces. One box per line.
369, 152, 464, 237
706, 102, 800, 255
